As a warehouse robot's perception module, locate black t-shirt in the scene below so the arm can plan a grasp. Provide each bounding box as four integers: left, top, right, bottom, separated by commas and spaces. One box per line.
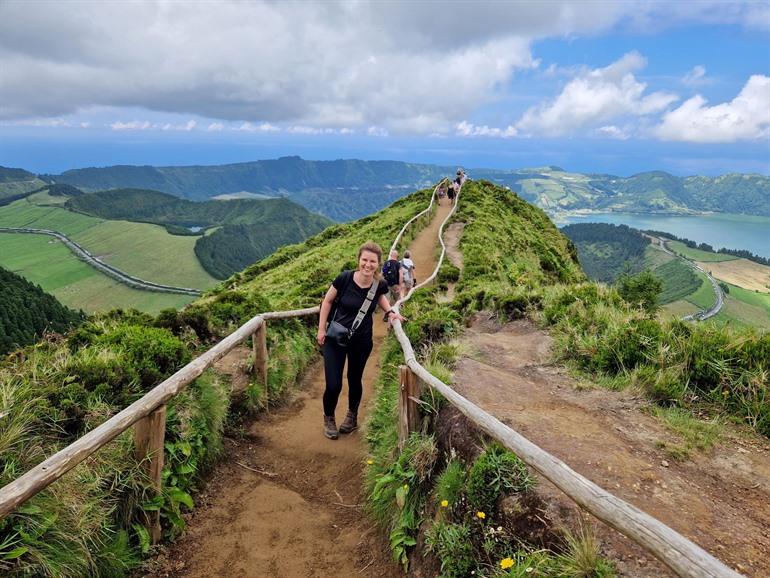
331, 271, 389, 341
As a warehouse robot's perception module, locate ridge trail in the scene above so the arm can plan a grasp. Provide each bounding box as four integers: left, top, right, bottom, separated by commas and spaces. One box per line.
146, 201, 452, 577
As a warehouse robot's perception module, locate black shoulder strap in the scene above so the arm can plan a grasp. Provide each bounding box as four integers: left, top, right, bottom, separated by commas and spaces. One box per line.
330, 270, 354, 323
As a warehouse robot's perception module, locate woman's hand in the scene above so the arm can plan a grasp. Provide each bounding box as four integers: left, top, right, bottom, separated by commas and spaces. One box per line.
388, 311, 406, 325
316, 327, 326, 346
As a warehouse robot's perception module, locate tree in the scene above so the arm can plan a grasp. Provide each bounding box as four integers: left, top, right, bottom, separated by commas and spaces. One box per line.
616, 270, 663, 314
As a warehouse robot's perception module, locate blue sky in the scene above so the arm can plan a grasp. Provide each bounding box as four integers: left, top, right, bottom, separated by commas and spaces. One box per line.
1, 1, 768, 176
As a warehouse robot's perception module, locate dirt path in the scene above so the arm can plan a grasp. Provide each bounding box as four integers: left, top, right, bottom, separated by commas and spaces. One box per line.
453, 317, 770, 577
144, 201, 452, 578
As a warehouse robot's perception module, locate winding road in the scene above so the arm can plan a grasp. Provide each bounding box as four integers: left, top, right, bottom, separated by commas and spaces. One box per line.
0, 227, 202, 296
652, 236, 723, 320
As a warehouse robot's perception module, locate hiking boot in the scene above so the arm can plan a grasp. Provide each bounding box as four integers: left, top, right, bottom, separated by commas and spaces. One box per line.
338, 411, 358, 434
323, 415, 339, 440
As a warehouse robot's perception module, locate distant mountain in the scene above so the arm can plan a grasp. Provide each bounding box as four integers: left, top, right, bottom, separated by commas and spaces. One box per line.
48, 157, 451, 221
0, 266, 84, 355
34, 159, 770, 219
0, 166, 48, 205
68, 188, 333, 279
474, 167, 770, 216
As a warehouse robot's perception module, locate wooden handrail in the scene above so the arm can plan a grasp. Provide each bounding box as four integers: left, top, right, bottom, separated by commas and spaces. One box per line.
389, 175, 743, 578
0, 307, 318, 520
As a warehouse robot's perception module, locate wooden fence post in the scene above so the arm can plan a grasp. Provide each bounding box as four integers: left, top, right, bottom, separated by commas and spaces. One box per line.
134, 404, 166, 544
398, 365, 421, 450
253, 320, 268, 410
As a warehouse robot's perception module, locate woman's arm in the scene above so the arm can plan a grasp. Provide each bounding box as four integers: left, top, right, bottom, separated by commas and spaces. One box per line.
378, 294, 405, 323
317, 285, 338, 345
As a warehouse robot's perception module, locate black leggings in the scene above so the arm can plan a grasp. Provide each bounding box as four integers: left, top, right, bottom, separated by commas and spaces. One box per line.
322, 338, 373, 417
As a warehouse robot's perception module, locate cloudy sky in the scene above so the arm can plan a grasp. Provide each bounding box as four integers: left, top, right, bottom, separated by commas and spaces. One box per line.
1, 0, 768, 174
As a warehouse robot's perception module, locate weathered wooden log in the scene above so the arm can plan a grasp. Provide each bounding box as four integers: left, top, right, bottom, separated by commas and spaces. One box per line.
253, 321, 269, 410
390, 320, 742, 578
398, 366, 421, 449
0, 306, 319, 520
134, 404, 166, 543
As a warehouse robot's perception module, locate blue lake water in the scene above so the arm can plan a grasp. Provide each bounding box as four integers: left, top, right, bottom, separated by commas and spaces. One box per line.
557, 212, 770, 259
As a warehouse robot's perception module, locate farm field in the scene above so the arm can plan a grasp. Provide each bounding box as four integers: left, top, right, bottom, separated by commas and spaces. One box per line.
0, 196, 218, 289
0, 233, 194, 314
712, 291, 770, 330
696, 258, 770, 293
683, 268, 717, 310
668, 240, 738, 262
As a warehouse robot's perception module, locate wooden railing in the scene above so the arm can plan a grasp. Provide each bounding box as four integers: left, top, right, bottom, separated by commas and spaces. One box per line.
0, 177, 743, 577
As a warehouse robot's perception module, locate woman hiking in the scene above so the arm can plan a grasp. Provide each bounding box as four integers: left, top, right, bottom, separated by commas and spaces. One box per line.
317, 241, 405, 439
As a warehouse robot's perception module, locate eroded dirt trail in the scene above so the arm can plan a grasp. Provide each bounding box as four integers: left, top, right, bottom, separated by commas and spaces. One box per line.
146, 201, 452, 578
453, 318, 770, 577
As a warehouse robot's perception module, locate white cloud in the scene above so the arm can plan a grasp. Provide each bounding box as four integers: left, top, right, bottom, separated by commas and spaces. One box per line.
456, 121, 517, 138
0, 1, 763, 136
516, 52, 678, 137
682, 65, 711, 87
110, 120, 152, 131
207, 122, 224, 132
235, 122, 280, 133
596, 125, 631, 140
367, 126, 388, 137
655, 74, 770, 143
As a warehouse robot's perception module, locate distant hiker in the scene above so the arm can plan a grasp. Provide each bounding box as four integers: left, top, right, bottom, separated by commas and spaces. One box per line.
317, 241, 405, 440
447, 181, 456, 205
401, 250, 416, 292
382, 250, 403, 301
436, 185, 445, 205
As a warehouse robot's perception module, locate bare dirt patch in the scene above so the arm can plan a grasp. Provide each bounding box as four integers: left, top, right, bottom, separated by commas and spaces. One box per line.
697, 258, 770, 292
453, 316, 770, 577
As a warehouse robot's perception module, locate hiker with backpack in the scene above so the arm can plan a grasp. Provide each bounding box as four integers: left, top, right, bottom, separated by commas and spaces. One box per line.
382, 249, 403, 301
401, 250, 416, 293
317, 241, 405, 440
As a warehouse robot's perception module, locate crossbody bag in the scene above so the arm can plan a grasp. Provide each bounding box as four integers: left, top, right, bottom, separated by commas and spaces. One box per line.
326, 272, 378, 348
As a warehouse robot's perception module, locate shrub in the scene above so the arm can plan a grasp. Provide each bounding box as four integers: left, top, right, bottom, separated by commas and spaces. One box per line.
425, 521, 476, 578
616, 270, 662, 313
466, 443, 533, 514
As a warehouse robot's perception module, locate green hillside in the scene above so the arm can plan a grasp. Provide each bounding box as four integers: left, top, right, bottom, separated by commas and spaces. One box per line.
0, 166, 48, 204
561, 223, 649, 282
50, 157, 451, 221
0, 266, 84, 354
67, 188, 333, 278
477, 167, 770, 216
0, 179, 766, 578
0, 233, 197, 314
43, 159, 770, 219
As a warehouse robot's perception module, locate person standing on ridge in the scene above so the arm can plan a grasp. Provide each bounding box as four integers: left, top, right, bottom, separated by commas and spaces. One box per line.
382, 249, 403, 301
401, 250, 416, 294
317, 241, 405, 440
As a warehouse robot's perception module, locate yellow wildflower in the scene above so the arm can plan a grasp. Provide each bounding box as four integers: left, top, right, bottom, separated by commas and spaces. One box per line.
403, 484, 409, 491
440, 499, 449, 508
476, 511, 486, 519
500, 557, 514, 569
366, 459, 373, 465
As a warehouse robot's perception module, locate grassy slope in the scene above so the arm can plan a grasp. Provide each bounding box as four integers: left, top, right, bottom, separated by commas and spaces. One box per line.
0, 195, 217, 289
0, 233, 194, 314
668, 240, 738, 262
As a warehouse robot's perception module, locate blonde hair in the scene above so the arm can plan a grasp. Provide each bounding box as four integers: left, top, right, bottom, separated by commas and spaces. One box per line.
358, 241, 383, 280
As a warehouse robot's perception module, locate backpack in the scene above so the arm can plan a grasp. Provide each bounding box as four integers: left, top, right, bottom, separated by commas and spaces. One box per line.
382, 259, 400, 286
401, 260, 414, 284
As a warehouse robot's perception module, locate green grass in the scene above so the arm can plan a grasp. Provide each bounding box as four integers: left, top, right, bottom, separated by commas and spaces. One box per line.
0, 197, 217, 289
655, 259, 704, 305
668, 241, 738, 262
0, 233, 194, 314
652, 406, 723, 460
712, 294, 770, 331
684, 270, 716, 310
